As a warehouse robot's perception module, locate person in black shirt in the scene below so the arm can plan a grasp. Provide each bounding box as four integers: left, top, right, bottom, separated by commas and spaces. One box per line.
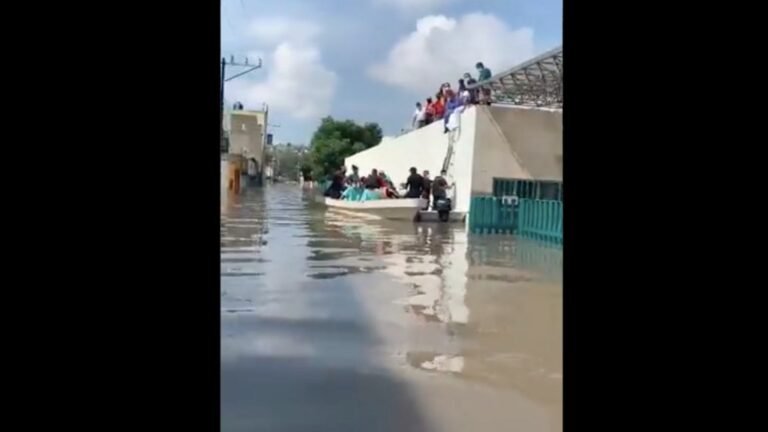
404, 167, 424, 198
364, 169, 378, 189
325, 167, 346, 199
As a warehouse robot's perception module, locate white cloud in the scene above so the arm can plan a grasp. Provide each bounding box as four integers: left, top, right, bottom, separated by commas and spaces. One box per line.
226, 42, 337, 120
246, 17, 322, 46
374, 0, 458, 13
225, 16, 337, 120
367, 13, 535, 95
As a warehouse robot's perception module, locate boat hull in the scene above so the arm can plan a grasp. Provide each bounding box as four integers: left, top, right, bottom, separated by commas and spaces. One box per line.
323, 197, 427, 221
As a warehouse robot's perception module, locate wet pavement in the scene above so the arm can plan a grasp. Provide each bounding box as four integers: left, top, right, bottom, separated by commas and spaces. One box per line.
221, 184, 562, 432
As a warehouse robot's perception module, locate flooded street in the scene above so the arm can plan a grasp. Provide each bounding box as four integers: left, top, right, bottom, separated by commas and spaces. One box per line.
221, 184, 562, 432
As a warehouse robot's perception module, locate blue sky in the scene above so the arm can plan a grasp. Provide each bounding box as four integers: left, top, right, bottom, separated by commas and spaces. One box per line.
222, 0, 562, 145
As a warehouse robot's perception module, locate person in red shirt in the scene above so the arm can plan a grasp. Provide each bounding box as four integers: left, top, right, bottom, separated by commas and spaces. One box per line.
376, 171, 388, 188
432, 94, 445, 120
424, 97, 435, 125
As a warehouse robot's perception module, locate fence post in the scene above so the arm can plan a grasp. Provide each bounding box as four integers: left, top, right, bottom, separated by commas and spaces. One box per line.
482, 197, 492, 234
491, 197, 501, 234
469, 197, 478, 233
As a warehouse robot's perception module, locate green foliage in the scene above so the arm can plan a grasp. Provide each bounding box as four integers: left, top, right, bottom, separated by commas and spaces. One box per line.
308, 117, 382, 178
267, 143, 310, 181
299, 163, 313, 181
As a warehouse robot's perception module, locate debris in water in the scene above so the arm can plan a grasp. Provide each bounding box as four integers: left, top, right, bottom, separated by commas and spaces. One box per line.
420, 355, 465, 373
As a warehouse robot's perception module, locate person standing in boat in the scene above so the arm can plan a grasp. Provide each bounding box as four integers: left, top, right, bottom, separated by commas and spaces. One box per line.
432, 169, 449, 209
403, 167, 424, 198
422, 170, 432, 210
346, 165, 360, 185
325, 166, 346, 199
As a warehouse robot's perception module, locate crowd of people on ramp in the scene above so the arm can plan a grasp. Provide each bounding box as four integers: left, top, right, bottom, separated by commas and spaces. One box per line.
412, 62, 493, 132
324, 165, 450, 210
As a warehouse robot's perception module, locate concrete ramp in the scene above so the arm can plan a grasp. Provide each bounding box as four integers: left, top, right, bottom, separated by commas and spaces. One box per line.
345, 107, 478, 213
344, 104, 561, 213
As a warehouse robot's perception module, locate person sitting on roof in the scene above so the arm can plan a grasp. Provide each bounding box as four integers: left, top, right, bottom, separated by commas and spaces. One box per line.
476, 62, 493, 105
441, 82, 452, 98
476, 62, 492, 81
463, 73, 478, 104
432, 93, 445, 120
458, 79, 471, 104
424, 97, 435, 125
443, 92, 464, 133
412, 102, 426, 129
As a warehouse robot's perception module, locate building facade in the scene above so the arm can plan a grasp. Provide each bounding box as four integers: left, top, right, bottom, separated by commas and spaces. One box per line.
228, 109, 268, 185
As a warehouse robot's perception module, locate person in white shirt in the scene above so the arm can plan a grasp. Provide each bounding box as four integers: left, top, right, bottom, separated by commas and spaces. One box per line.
412, 102, 426, 129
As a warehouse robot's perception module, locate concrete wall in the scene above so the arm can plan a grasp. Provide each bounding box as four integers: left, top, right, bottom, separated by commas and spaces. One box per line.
345, 107, 478, 213
470, 106, 533, 195
485, 106, 562, 181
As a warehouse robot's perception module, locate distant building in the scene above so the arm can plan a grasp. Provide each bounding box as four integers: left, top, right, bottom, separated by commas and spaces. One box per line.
228, 109, 269, 185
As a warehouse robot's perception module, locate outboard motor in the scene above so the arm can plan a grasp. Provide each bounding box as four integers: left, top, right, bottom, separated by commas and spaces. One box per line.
434, 197, 452, 222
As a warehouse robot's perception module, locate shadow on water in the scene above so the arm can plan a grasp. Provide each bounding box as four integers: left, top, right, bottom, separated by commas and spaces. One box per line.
220, 186, 432, 432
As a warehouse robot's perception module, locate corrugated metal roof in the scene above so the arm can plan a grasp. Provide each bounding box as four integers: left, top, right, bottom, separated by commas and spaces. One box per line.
467, 46, 562, 108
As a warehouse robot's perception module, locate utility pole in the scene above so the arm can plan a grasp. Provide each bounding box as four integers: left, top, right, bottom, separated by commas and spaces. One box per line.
220, 56, 263, 151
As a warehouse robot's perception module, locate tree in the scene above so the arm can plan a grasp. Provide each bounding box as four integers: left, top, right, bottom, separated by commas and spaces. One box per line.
275, 146, 301, 180
307, 117, 383, 178
265, 143, 310, 181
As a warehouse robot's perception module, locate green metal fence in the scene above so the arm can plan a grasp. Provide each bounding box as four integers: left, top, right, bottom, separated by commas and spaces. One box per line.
517, 199, 563, 243
492, 178, 562, 201
468, 196, 516, 234
469, 195, 562, 242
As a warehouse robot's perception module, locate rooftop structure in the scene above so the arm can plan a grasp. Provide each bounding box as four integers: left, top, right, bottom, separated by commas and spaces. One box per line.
468, 46, 563, 108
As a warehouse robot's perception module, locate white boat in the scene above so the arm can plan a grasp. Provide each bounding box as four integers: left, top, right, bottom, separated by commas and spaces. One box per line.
323, 197, 428, 221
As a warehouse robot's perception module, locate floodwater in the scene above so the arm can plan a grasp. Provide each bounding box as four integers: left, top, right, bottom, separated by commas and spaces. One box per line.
221, 184, 562, 432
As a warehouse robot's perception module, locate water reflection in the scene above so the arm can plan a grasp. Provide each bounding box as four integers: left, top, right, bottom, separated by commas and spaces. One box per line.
221, 185, 562, 432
